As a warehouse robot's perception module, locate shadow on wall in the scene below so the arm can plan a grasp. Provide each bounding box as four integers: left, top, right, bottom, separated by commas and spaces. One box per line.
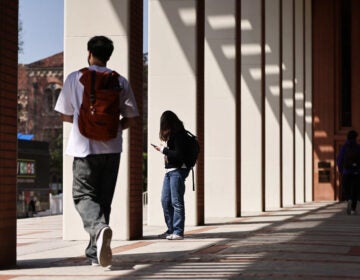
158, 0, 308, 129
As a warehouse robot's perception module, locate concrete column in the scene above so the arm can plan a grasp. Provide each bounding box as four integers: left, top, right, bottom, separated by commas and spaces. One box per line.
204, 0, 236, 217
281, 0, 295, 207
304, 0, 313, 202
241, 0, 263, 215
63, 0, 131, 240
294, 0, 305, 204
265, 0, 281, 210
147, 0, 198, 226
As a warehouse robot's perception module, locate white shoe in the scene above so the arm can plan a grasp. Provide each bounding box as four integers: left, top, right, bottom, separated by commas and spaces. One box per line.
91, 261, 100, 267
167, 233, 184, 240
96, 227, 112, 267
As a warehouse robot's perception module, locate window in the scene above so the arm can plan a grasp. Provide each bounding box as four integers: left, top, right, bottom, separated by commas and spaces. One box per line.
45, 83, 61, 113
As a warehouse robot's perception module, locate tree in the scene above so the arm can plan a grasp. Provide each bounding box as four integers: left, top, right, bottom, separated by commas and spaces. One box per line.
18, 19, 24, 53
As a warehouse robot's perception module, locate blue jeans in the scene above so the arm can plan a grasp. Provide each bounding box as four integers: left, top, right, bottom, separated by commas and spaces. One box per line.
161, 169, 190, 236
72, 153, 120, 262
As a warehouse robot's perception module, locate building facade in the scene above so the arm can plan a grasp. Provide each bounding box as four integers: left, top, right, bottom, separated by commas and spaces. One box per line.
0, 0, 358, 267
16, 53, 63, 218
313, 0, 360, 201
18, 52, 64, 192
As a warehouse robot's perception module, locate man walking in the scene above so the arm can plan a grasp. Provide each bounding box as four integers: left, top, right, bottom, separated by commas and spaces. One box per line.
337, 130, 360, 215
55, 36, 139, 267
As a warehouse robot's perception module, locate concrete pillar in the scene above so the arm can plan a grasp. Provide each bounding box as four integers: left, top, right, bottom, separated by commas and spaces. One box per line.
204, 0, 237, 217
265, 0, 281, 210
147, 0, 198, 226
294, 0, 305, 204
281, 0, 295, 207
304, 0, 313, 202
241, 0, 263, 215
63, 0, 132, 240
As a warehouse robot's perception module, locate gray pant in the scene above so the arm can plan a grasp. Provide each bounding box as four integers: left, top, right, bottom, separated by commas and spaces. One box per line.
72, 153, 120, 262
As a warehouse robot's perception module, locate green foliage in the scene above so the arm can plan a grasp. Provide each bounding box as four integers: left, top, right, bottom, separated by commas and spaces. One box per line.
18, 20, 24, 53
49, 130, 63, 185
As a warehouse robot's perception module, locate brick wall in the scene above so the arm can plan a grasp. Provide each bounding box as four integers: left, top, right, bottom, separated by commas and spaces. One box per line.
128, 0, 144, 239
0, 0, 18, 268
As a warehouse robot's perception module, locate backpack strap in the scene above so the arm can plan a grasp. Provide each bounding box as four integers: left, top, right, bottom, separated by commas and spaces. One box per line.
80, 67, 122, 115
79, 67, 89, 73
90, 70, 96, 107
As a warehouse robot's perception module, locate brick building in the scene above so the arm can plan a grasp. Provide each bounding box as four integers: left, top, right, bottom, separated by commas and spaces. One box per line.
18, 52, 64, 193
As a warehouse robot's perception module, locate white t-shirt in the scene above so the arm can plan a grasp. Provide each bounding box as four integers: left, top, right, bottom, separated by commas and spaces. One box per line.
54, 65, 139, 157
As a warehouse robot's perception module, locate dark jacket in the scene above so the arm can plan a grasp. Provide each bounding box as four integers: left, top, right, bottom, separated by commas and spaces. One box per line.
162, 129, 188, 169
336, 140, 360, 175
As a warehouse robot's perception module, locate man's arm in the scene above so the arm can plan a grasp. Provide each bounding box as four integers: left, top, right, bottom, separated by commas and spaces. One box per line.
61, 114, 74, 123
120, 117, 138, 130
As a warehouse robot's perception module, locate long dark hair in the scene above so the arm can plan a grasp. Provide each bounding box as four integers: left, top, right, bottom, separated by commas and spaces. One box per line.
159, 110, 184, 141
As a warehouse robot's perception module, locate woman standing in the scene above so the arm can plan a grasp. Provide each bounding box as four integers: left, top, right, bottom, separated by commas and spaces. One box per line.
152, 111, 190, 240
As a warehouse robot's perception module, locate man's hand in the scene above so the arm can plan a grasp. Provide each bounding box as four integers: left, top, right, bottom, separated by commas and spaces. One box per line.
61, 114, 73, 123
120, 117, 137, 130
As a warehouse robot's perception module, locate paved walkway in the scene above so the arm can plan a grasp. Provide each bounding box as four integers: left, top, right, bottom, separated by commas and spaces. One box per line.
1, 201, 360, 279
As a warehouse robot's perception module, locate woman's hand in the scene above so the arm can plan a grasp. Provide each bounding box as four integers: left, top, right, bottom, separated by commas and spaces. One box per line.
151, 143, 163, 152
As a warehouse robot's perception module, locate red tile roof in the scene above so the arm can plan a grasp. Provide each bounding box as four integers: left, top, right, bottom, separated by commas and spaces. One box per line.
27, 52, 63, 68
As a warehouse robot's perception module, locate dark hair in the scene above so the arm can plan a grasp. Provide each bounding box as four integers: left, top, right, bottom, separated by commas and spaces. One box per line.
347, 130, 358, 140
159, 111, 184, 141
87, 36, 114, 63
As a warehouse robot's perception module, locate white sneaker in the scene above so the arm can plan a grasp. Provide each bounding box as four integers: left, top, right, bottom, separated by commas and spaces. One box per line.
96, 227, 112, 267
167, 234, 184, 240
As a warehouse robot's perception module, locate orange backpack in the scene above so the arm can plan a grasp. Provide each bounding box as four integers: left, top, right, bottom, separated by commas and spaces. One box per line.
78, 68, 123, 141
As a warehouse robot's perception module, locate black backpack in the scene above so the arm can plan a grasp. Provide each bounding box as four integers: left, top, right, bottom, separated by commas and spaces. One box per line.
183, 130, 200, 168
343, 144, 360, 171
183, 130, 200, 190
